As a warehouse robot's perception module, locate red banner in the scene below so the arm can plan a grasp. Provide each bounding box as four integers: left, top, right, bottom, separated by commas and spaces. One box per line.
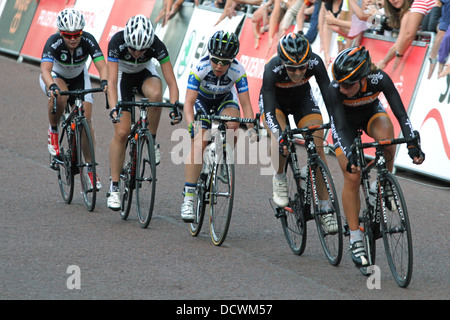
20, 0, 76, 61
88, 0, 156, 77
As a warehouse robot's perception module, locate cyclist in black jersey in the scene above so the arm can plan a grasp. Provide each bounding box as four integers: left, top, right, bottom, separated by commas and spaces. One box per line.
260, 32, 338, 233
106, 15, 179, 211
328, 46, 425, 267
40, 8, 107, 190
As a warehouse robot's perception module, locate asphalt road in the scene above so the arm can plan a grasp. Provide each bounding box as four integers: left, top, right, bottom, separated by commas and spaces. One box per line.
0, 54, 449, 302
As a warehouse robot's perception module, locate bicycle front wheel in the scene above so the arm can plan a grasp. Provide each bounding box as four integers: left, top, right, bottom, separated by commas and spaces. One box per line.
281, 156, 307, 255
77, 118, 97, 211
209, 144, 235, 246
189, 172, 207, 237
56, 117, 74, 204
119, 139, 134, 220
310, 158, 343, 266
381, 173, 413, 288
135, 131, 156, 228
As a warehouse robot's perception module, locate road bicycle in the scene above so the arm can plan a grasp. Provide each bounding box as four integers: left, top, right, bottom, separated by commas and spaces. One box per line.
272, 123, 343, 266
115, 96, 182, 228
346, 129, 420, 288
189, 112, 260, 246
50, 87, 106, 211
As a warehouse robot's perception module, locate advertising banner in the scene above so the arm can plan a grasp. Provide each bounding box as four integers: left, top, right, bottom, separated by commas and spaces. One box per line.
165, 7, 245, 102
88, 0, 156, 78
394, 58, 450, 182
151, 1, 194, 92
0, 0, 38, 55
20, 0, 76, 62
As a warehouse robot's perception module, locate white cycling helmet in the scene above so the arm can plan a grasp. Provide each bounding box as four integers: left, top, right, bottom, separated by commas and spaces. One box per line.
124, 14, 155, 50
56, 8, 85, 32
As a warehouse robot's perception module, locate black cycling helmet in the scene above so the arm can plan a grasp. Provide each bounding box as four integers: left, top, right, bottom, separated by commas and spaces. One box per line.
332, 46, 371, 84
208, 31, 239, 59
277, 32, 311, 65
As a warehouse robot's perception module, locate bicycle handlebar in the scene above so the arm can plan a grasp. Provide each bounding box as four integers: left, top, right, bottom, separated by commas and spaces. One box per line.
281, 123, 331, 143
117, 99, 183, 125
194, 112, 260, 125
51, 86, 108, 114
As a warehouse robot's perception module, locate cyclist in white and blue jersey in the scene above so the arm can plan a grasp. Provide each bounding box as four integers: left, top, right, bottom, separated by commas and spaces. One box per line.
180, 30, 256, 222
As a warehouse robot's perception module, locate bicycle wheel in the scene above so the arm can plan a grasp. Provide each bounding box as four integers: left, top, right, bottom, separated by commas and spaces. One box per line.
77, 118, 97, 211
358, 183, 377, 276
310, 158, 343, 266
135, 131, 156, 228
281, 156, 307, 255
119, 139, 135, 220
56, 117, 74, 204
189, 172, 208, 237
380, 173, 413, 288
209, 144, 234, 246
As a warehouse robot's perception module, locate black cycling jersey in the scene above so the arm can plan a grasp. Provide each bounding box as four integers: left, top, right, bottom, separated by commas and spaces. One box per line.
328, 69, 415, 158
41, 32, 104, 79
260, 52, 331, 138
107, 31, 170, 74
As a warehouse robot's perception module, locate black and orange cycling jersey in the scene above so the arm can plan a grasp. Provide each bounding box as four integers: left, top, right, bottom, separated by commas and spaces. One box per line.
259, 52, 331, 139
328, 69, 415, 158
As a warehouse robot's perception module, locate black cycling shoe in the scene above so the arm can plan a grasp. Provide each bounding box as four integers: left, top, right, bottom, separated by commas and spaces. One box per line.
349, 240, 369, 267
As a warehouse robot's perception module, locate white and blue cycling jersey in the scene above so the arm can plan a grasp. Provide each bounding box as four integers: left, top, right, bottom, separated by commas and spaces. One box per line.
187, 55, 249, 101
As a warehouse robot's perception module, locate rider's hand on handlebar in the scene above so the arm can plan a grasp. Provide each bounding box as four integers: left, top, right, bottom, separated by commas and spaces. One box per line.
47, 83, 60, 99
247, 127, 259, 143
109, 106, 122, 123
278, 135, 289, 157
346, 152, 360, 174
100, 79, 108, 92
407, 142, 425, 165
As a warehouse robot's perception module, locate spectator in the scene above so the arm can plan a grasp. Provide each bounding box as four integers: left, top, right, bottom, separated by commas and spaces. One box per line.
427, 0, 450, 78
253, 0, 274, 48
155, 0, 200, 27
376, 0, 434, 72
267, 0, 298, 49
319, 0, 344, 68
215, 0, 263, 26
296, 0, 321, 43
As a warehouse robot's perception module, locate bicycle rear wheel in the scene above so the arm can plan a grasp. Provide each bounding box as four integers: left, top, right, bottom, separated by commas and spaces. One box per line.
119, 139, 134, 220
310, 158, 343, 266
135, 131, 156, 228
281, 156, 307, 255
209, 144, 234, 246
381, 173, 413, 288
189, 172, 208, 237
77, 118, 97, 211
56, 117, 74, 204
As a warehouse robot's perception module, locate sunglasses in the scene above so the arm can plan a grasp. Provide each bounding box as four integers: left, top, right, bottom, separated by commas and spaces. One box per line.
129, 47, 147, 53
285, 63, 308, 72
61, 31, 82, 39
210, 56, 233, 66
339, 81, 358, 89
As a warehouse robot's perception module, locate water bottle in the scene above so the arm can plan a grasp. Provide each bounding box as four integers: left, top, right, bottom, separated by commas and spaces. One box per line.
300, 166, 307, 190
368, 181, 377, 207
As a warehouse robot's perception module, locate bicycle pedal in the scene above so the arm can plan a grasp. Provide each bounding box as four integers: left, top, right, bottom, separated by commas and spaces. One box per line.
274, 207, 286, 219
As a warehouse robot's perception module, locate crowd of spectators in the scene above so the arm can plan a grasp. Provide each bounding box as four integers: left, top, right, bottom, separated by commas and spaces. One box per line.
154, 0, 450, 78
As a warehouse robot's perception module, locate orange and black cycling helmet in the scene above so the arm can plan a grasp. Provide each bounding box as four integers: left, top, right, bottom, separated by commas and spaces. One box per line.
332, 46, 371, 84
277, 32, 311, 65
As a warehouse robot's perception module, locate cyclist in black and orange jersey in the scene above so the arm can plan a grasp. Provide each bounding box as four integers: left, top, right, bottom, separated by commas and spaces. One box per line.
260, 32, 338, 234
328, 46, 425, 267
40, 8, 108, 190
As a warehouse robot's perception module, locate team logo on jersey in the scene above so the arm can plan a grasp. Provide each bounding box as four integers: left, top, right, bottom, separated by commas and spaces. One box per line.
61, 53, 67, 61
76, 47, 83, 57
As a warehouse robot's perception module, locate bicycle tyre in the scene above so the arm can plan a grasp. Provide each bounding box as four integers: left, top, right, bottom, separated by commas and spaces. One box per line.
56, 115, 74, 204
281, 156, 307, 255
310, 158, 343, 266
381, 173, 413, 288
77, 118, 97, 211
119, 139, 134, 220
209, 144, 235, 246
135, 131, 156, 228
189, 172, 208, 237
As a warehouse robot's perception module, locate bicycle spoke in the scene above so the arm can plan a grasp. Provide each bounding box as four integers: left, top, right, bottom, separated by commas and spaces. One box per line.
77, 118, 96, 211
56, 116, 74, 204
